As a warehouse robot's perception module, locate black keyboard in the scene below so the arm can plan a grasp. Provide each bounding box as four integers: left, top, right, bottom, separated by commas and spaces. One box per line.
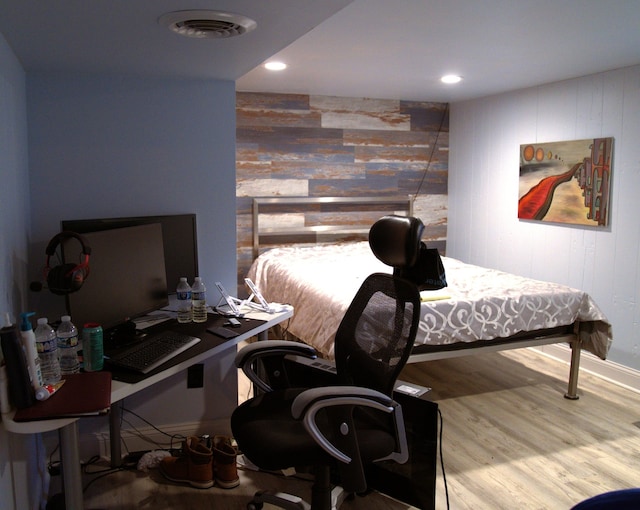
107, 331, 201, 374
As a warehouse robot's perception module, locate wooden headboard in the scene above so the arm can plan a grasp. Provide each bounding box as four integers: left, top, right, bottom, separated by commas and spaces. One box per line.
252, 196, 413, 259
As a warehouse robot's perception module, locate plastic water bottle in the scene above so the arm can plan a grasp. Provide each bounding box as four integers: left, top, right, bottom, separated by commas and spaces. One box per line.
35, 318, 61, 385
176, 277, 192, 323
57, 315, 80, 374
191, 277, 208, 323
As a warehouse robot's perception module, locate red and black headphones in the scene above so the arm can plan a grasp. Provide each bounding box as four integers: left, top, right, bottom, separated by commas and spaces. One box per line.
43, 231, 92, 295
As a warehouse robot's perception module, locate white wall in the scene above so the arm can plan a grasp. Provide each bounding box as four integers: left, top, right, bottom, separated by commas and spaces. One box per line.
24, 72, 241, 446
0, 31, 47, 510
448, 65, 640, 371
1, 57, 242, 507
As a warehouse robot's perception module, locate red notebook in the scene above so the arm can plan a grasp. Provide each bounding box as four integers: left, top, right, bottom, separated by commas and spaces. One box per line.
13, 371, 112, 422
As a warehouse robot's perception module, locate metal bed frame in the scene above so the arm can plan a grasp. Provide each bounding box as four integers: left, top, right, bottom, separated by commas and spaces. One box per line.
250, 195, 584, 399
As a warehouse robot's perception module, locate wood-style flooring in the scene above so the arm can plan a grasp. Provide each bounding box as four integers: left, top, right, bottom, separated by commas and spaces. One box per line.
81, 348, 640, 509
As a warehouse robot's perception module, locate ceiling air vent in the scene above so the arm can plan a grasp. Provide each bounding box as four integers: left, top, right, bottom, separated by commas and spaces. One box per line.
159, 10, 257, 39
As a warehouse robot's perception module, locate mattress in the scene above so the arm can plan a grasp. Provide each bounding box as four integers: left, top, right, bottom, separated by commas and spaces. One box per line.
247, 242, 612, 361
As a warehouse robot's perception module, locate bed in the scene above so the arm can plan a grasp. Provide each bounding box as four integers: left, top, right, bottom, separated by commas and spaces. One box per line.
247, 196, 613, 399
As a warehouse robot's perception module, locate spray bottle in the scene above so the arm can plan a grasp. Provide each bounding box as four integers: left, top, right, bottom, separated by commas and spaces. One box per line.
19, 312, 43, 390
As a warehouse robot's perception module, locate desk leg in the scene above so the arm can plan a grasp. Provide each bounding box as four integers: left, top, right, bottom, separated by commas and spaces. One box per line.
110, 400, 123, 467
59, 421, 84, 509
257, 329, 268, 341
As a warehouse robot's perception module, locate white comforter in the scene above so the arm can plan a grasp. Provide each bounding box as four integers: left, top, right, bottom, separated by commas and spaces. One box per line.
248, 242, 612, 360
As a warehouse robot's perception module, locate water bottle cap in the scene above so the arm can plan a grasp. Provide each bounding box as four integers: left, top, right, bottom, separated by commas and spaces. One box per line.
179, 277, 187, 282
37, 317, 48, 324
61, 315, 71, 322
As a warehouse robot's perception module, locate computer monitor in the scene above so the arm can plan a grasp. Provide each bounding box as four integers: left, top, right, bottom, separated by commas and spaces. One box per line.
61, 214, 198, 290
63, 223, 169, 332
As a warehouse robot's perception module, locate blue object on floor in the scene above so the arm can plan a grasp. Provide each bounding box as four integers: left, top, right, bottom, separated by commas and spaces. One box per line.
571, 488, 640, 509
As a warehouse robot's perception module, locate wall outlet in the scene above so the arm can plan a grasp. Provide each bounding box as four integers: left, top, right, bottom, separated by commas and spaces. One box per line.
187, 364, 204, 388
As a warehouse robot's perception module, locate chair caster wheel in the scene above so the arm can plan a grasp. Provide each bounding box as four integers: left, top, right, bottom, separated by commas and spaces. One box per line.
247, 503, 263, 510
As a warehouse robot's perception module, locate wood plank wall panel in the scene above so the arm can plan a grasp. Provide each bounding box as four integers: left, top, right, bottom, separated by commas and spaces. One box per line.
236, 92, 449, 291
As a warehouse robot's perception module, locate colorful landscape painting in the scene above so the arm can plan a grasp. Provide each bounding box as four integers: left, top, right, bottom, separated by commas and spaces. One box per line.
518, 137, 613, 226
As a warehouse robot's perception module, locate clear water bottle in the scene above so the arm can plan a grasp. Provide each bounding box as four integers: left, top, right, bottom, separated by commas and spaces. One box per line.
57, 315, 80, 374
191, 277, 208, 323
176, 277, 192, 323
35, 318, 61, 385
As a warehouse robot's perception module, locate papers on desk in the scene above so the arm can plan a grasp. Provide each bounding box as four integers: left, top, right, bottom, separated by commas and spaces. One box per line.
13, 372, 112, 421
132, 309, 176, 329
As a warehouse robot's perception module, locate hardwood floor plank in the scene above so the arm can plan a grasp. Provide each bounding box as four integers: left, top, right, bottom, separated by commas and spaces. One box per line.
81, 348, 640, 509
400, 348, 640, 509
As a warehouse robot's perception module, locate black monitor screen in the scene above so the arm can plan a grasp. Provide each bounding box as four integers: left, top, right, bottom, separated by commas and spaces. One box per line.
61, 214, 198, 290
63, 223, 168, 331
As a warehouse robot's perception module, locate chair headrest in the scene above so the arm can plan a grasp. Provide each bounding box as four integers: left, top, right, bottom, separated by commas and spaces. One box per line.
368, 215, 424, 268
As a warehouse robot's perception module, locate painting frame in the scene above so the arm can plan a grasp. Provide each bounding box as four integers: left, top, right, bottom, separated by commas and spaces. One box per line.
518, 137, 613, 227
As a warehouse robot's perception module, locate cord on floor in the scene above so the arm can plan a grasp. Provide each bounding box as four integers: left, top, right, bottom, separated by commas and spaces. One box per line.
438, 408, 450, 510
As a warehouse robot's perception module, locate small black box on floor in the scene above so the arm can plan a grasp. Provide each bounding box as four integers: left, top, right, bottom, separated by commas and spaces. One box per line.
266, 354, 438, 510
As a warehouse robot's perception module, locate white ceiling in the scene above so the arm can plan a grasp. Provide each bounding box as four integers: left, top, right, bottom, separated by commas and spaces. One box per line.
1, 0, 639, 103
0, 0, 352, 81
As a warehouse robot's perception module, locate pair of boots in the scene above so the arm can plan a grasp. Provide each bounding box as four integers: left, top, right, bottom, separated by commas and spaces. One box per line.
159, 435, 239, 489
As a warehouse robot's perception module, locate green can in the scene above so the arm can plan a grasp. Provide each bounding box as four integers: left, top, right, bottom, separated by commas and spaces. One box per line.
82, 323, 104, 371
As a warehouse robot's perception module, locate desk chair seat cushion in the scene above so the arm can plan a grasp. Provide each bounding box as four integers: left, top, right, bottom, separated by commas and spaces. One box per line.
231, 387, 397, 471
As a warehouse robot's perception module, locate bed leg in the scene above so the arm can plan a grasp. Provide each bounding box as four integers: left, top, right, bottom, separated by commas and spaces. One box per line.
565, 339, 581, 400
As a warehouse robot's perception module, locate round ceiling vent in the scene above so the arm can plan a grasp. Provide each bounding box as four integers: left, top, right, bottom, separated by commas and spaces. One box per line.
159, 10, 257, 39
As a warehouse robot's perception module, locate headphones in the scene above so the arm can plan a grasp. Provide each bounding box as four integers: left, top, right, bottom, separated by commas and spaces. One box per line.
43, 231, 92, 295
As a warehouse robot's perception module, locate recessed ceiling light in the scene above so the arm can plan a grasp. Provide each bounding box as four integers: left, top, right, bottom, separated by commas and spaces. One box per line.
441, 74, 462, 84
264, 61, 287, 71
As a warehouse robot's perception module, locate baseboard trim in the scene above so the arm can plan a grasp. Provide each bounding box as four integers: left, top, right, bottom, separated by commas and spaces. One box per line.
534, 344, 640, 394
79, 418, 229, 461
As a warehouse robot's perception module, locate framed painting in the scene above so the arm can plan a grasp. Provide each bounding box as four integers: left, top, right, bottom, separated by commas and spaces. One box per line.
518, 137, 613, 226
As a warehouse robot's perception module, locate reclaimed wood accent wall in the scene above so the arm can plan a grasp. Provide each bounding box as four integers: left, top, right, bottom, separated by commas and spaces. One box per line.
236, 92, 449, 290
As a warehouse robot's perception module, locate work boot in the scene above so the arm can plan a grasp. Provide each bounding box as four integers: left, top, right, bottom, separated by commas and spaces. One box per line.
212, 435, 240, 489
159, 436, 213, 489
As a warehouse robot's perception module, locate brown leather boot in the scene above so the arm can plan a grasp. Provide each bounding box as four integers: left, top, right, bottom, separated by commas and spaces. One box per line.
212, 435, 240, 489
160, 436, 213, 489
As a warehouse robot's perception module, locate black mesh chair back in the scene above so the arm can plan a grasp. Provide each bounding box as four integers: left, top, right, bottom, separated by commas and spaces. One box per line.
334, 272, 420, 396
231, 214, 424, 510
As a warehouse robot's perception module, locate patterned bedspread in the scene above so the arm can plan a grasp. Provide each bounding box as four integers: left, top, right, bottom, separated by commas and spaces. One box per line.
247, 242, 612, 361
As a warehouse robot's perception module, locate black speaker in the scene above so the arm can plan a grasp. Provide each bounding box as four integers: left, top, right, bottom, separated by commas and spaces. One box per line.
43, 231, 91, 295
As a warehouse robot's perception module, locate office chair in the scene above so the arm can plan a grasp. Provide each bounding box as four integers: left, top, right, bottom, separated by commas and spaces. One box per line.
231, 215, 424, 510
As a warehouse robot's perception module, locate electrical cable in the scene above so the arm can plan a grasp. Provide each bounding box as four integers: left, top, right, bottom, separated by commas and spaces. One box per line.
81, 455, 131, 493
120, 416, 169, 450
47, 443, 61, 475
438, 407, 450, 509
413, 104, 450, 203
121, 405, 186, 451
79, 406, 189, 493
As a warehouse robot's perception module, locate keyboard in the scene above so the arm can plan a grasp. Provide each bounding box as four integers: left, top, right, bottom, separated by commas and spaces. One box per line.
107, 331, 201, 374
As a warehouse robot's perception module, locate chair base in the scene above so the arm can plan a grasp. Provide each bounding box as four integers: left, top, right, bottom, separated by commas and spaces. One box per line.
247, 485, 348, 510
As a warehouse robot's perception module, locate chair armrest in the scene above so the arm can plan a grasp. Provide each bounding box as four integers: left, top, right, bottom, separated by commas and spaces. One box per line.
235, 340, 317, 393
291, 386, 408, 465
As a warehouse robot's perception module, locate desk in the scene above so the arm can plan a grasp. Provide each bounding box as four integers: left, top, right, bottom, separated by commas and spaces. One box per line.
1, 308, 292, 510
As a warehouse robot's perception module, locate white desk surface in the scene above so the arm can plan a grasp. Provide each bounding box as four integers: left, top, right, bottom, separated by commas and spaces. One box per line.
1, 307, 293, 433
